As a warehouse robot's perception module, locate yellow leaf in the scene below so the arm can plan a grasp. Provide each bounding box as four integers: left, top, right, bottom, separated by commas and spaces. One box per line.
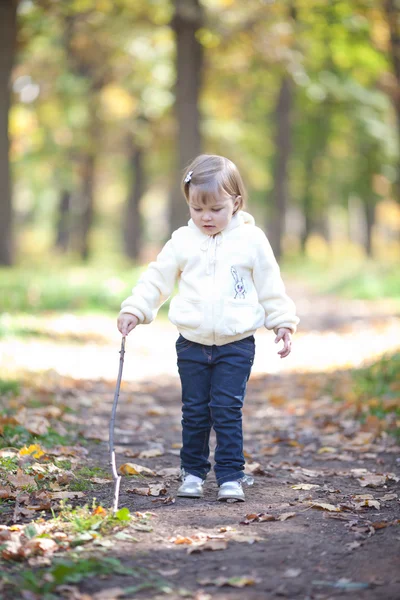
317, 447, 336, 454
118, 463, 156, 477
292, 484, 320, 490
19, 444, 45, 459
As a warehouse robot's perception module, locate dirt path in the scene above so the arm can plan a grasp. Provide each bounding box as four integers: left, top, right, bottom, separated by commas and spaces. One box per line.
73, 364, 399, 600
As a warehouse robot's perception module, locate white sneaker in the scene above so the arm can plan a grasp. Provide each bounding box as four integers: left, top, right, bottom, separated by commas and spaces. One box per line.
217, 480, 245, 502
177, 474, 204, 498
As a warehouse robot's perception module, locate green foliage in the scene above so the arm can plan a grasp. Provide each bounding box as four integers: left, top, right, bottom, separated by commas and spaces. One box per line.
0, 379, 20, 396
6, 556, 137, 599
284, 256, 400, 303
352, 351, 400, 437
0, 423, 83, 450
0, 265, 140, 314
54, 499, 131, 535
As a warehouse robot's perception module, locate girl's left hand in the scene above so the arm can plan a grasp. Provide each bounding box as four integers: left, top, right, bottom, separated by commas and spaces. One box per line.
275, 327, 292, 358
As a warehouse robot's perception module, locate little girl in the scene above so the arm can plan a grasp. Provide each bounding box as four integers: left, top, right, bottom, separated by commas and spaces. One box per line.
117, 154, 299, 502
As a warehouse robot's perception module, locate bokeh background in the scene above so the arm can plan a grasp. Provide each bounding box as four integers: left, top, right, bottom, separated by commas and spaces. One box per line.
1, 0, 400, 310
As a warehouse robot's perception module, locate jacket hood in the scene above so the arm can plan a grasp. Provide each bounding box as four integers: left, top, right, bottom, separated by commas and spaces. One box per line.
188, 210, 255, 233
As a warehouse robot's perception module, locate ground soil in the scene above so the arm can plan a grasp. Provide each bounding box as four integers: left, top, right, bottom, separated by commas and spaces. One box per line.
74, 367, 400, 600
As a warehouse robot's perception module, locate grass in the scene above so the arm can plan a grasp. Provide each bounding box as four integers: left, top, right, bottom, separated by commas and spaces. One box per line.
0, 262, 141, 314
0, 423, 83, 450
283, 255, 400, 303
1, 555, 163, 599
340, 351, 400, 439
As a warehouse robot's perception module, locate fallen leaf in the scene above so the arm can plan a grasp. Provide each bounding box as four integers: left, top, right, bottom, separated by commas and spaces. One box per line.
198, 575, 260, 588
284, 568, 302, 578
0, 486, 15, 499
278, 512, 296, 521
92, 506, 107, 516
50, 491, 85, 499
146, 407, 167, 416
156, 467, 180, 478
127, 487, 150, 496
148, 483, 167, 496
151, 496, 175, 505
7, 469, 37, 490
26, 491, 52, 511
379, 493, 397, 501
19, 444, 45, 459
118, 463, 156, 477
240, 513, 276, 524
188, 540, 228, 554
245, 462, 271, 476
309, 502, 341, 512
170, 535, 193, 545
15, 410, 50, 436
292, 484, 320, 490
317, 447, 337, 454
357, 474, 387, 488
138, 448, 163, 459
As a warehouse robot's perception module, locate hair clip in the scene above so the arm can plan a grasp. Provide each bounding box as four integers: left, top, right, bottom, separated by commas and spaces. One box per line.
184, 170, 193, 184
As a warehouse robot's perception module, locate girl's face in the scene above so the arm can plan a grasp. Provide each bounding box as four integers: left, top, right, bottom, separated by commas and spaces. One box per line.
188, 190, 240, 236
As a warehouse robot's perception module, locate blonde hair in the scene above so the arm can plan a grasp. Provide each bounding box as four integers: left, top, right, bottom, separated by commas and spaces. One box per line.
181, 154, 247, 214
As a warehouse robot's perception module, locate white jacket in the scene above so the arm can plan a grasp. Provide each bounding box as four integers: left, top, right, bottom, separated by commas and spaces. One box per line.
120, 211, 299, 345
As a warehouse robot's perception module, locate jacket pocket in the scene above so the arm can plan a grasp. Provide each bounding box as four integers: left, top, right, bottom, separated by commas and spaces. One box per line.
219, 298, 265, 336
168, 296, 203, 329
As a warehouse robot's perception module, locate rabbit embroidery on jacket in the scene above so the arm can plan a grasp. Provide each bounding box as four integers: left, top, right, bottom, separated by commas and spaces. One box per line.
231, 266, 246, 299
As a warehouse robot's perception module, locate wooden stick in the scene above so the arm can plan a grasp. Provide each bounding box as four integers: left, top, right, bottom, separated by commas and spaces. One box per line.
109, 336, 126, 514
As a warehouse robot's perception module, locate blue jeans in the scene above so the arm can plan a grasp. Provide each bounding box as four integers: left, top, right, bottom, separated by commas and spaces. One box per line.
176, 334, 255, 485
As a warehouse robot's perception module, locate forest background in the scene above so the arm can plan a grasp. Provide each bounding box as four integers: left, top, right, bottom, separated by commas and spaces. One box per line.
0, 0, 400, 312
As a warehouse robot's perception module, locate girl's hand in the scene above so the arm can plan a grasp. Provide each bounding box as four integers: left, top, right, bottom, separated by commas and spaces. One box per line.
275, 327, 292, 358
117, 313, 139, 337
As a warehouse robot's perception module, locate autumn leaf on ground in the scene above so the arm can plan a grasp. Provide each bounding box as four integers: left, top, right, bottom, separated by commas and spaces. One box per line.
7, 469, 37, 490
197, 575, 260, 588
50, 491, 85, 500
170, 535, 194, 545
351, 494, 380, 510
292, 484, 320, 490
245, 462, 271, 476
0, 486, 16, 499
308, 502, 341, 512
127, 487, 150, 496
277, 512, 297, 521
19, 444, 45, 459
188, 539, 228, 554
156, 467, 180, 478
240, 513, 276, 524
15, 409, 50, 435
118, 463, 156, 476
151, 496, 175, 505
317, 447, 337, 454
138, 448, 163, 459
25, 491, 52, 511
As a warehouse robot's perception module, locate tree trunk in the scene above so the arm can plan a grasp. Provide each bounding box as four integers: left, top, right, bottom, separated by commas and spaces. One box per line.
0, 0, 17, 266
124, 141, 144, 261
76, 152, 96, 261
363, 200, 375, 258
268, 76, 293, 260
55, 190, 72, 252
169, 0, 203, 235
384, 0, 400, 203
